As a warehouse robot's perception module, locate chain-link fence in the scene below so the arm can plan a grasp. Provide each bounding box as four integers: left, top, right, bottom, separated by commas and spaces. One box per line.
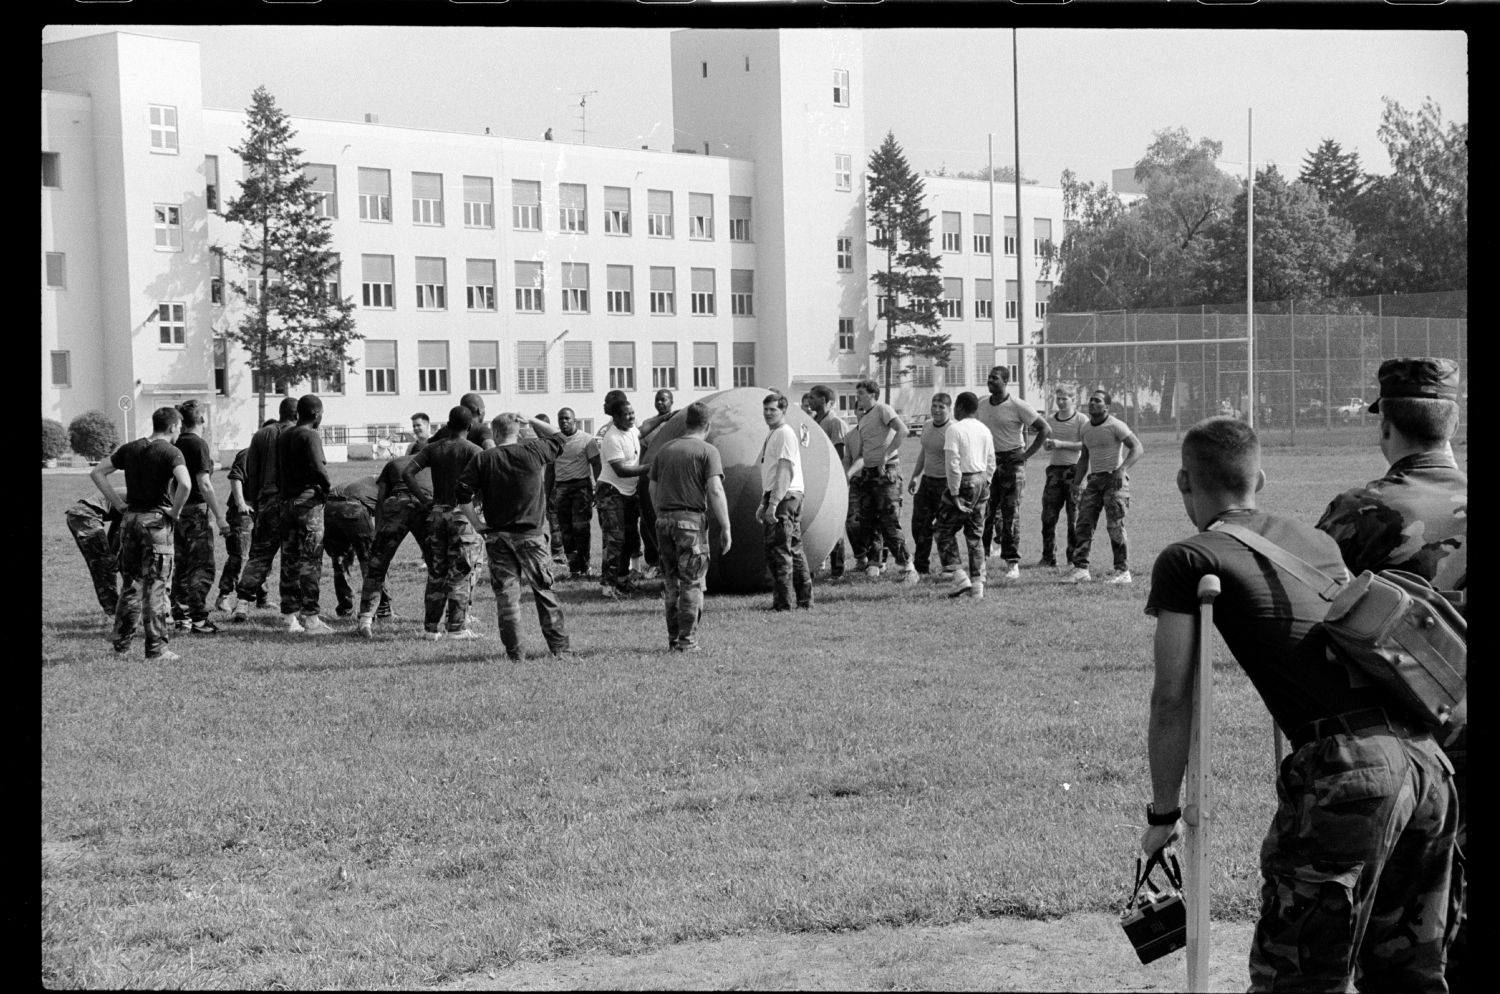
1034, 292, 1467, 444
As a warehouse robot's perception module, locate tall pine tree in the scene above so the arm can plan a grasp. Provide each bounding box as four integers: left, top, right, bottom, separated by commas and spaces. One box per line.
1298, 138, 1365, 218
867, 132, 949, 402
221, 86, 359, 423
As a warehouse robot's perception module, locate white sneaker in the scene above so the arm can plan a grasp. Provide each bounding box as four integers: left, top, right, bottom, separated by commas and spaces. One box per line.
1064, 567, 1092, 583
216, 593, 235, 613
283, 613, 305, 633
356, 617, 374, 639
899, 565, 919, 586
446, 627, 481, 641
948, 570, 973, 597
1003, 563, 1021, 581
1106, 570, 1133, 585
300, 615, 334, 635
864, 564, 881, 579
969, 581, 985, 601
425, 630, 445, 641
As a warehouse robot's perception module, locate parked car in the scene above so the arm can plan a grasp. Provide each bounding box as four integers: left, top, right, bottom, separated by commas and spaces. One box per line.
1336, 397, 1368, 422
905, 413, 929, 437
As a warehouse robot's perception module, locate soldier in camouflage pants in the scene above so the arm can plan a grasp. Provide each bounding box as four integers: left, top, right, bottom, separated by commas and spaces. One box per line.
484, 532, 568, 660
170, 504, 217, 626
554, 478, 593, 576
984, 454, 1026, 564
423, 505, 481, 634
114, 510, 175, 656
324, 498, 388, 618
65, 495, 121, 615
359, 491, 429, 621
848, 466, 911, 573
595, 483, 639, 592
1070, 470, 1130, 575
280, 497, 325, 618
217, 505, 267, 608
658, 510, 711, 649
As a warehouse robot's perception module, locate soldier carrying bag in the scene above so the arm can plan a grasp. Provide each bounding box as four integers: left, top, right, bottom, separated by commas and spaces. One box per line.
1211, 522, 1466, 730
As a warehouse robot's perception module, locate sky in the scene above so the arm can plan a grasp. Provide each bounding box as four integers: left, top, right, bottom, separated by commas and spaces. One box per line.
41, 25, 1467, 188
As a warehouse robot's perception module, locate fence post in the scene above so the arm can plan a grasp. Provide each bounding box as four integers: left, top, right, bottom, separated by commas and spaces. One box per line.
1288, 304, 1296, 446
1325, 310, 1334, 431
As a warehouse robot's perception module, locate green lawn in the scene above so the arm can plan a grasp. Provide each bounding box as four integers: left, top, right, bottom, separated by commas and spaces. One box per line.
41, 439, 1396, 989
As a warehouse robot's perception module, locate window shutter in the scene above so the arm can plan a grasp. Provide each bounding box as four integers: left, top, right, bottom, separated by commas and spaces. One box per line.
512, 180, 540, 205
944, 277, 963, 299
974, 214, 992, 236
363, 255, 394, 281
607, 264, 632, 290
562, 262, 588, 289
416, 257, 445, 283
365, 340, 397, 367
647, 189, 671, 214
942, 211, 961, 235
689, 192, 713, 217
515, 260, 543, 287
693, 342, 717, 366
609, 342, 634, 367
470, 340, 498, 367
730, 269, 753, 293
690, 268, 714, 293
650, 267, 674, 291
463, 175, 492, 202
466, 258, 495, 285
559, 183, 586, 209
729, 196, 752, 220
418, 341, 448, 367
517, 341, 546, 366
976, 278, 993, 302
652, 341, 676, 366
604, 186, 630, 210
359, 168, 389, 196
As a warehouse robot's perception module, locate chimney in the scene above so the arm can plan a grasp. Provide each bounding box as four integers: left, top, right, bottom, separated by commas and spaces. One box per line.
364, 113, 379, 124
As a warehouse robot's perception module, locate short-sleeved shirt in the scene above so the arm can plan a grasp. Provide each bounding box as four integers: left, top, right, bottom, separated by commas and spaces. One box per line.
854, 402, 903, 469
244, 420, 293, 501
976, 394, 1040, 452
406, 437, 427, 456
1145, 509, 1385, 735
1047, 411, 1086, 467
456, 435, 564, 536
554, 429, 595, 482
1080, 415, 1134, 475
380, 455, 433, 504
816, 412, 849, 452
759, 422, 805, 496
173, 432, 214, 505
943, 418, 996, 479
330, 476, 380, 516
275, 425, 331, 501
113, 437, 186, 513
227, 448, 249, 485
409, 435, 482, 506
650, 436, 724, 514
597, 424, 643, 496
918, 419, 950, 478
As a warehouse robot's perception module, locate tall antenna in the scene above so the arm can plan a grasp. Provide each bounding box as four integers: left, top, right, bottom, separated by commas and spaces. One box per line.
571, 90, 600, 144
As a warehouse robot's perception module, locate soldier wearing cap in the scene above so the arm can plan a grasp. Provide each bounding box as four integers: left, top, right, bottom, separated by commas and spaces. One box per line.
1316, 355, 1468, 993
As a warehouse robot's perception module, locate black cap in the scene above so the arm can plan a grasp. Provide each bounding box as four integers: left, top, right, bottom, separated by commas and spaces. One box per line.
1369, 357, 1461, 413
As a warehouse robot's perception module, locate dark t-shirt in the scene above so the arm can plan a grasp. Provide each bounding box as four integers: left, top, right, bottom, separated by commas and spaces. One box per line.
431, 420, 494, 450
649, 436, 724, 514
173, 432, 214, 505
456, 435, 563, 535
380, 455, 433, 504
409, 435, 482, 505
113, 437, 186, 513
330, 476, 380, 515
227, 448, 249, 483
1145, 508, 1387, 734
245, 420, 292, 501
275, 425, 331, 501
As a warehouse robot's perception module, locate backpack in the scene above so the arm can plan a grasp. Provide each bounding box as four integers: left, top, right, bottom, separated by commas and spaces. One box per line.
1210, 521, 1466, 731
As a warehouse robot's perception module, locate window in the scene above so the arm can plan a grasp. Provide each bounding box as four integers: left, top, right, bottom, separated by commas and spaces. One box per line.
561, 262, 589, 313
1004, 216, 1018, 255
647, 189, 673, 238
463, 175, 494, 228
690, 268, 715, 315
973, 214, 992, 255
732, 342, 755, 388
252, 371, 290, 396
833, 69, 850, 107
213, 337, 227, 395
358, 168, 392, 222
1034, 218, 1053, 257
688, 192, 714, 240
729, 196, 752, 241
321, 425, 349, 445
834, 153, 852, 192
50, 350, 70, 387
941, 212, 962, 253
838, 393, 858, 417
946, 345, 966, 388
157, 302, 186, 346
149, 105, 178, 153
44, 252, 65, 289
418, 341, 450, 393
466, 258, 496, 311
913, 356, 935, 387
209, 249, 223, 304
411, 172, 444, 225
1035, 280, 1053, 320
361, 255, 395, 308
702, 61, 708, 78
606, 265, 633, 315
309, 363, 345, 395
364, 340, 398, 394
563, 340, 593, 393
652, 341, 678, 390
42, 152, 60, 188
877, 295, 894, 318
515, 260, 544, 312
608, 341, 636, 391
836, 236, 853, 272
153, 204, 183, 251
512, 180, 541, 230
559, 183, 588, 233
470, 340, 499, 394
838, 317, 855, 353
940, 277, 963, 319
975, 278, 994, 320
977, 344, 997, 380
730, 269, 754, 317
516, 341, 548, 393
203, 155, 219, 210
415, 257, 447, 310
365, 423, 401, 445
306, 163, 336, 218
246, 268, 283, 306
692, 342, 718, 389
321, 255, 342, 303
604, 186, 631, 235
649, 267, 675, 315
1005, 280, 1018, 320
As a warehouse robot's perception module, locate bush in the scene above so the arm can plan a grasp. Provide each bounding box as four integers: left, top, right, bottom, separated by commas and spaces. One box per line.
68, 411, 119, 461
42, 418, 69, 461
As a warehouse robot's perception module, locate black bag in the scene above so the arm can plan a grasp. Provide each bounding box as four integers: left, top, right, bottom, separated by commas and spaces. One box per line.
1121, 849, 1186, 965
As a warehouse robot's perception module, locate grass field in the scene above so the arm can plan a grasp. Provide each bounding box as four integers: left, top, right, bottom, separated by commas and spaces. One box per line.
41, 435, 1401, 989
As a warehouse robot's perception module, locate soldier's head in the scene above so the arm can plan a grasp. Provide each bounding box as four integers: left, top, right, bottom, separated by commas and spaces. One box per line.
762, 391, 789, 429
854, 379, 880, 413
278, 396, 298, 423
684, 401, 711, 435
1054, 385, 1076, 417
1370, 357, 1461, 455
1178, 418, 1265, 530
930, 392, 952, 424
1087, 390, 1111, 424
954, 392, 980, 420
296, 394, 323, 428
410, 412, 431, 440
603, 389, 627, 417
610, 400, 635, 431
558, 407, 577, 435
176, 399, 203, 432
460, 392, 485, 422
987, 365, 1010, 398
810, 384, 836, 416
492, 412, 524, 443
447, 405, 474, 437
261, 419, 278, 429
151, 405, 182, 440
654, 389, 674, 416
800, 393, 815, 415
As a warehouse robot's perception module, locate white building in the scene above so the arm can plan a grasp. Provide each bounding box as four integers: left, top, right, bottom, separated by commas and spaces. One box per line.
42, 29, 1067, 452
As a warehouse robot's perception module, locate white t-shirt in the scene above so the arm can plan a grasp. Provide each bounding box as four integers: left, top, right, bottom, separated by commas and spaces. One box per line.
758, 422, 805, 497
944, 418, 997, 481
597, 424, 642, 496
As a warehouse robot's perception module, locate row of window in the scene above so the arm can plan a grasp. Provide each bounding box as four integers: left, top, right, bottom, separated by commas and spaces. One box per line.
872, 279, 1054, 325
938, 213, 1059, 257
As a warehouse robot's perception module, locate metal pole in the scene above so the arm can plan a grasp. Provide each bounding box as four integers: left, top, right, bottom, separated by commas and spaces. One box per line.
1012, 27, 1026, 400
1289, 302, 1296, 446
1186, 573, 1222, 992
1246, 109, 1255, 430
989, 133, 998, 390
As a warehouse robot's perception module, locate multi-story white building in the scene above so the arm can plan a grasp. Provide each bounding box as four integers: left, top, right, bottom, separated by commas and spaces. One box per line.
42, 29, 1067, 452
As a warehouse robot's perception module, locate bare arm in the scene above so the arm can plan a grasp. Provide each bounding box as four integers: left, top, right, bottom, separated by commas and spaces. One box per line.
525, 414, 560, 438
909, 445, 927, 496
885, 415, 908, 465
1119, 433, 1145, 475
196, 472, 227, 532
230, 478, 248, 514
168, 465, 192, 520
706, 475, 732, 556
760, 459, 795, 522
1141, 610, 1196, 857
609, 458, 650, 479
90, 458, 125, 514
1022, 416, 1050, 461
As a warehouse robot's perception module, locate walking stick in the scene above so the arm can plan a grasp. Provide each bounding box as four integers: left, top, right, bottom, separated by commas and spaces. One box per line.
1185, 574, 1221, 992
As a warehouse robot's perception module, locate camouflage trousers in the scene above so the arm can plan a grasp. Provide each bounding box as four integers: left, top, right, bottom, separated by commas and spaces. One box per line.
422, 505, 481, 632
484, 531, 568, 658
936, 473, 991, 581
657, 510, 711, 649
544, 487, 567, 566
1249, 725, 1458, 992
279, 498, 326, 617
217, 508, 260, 600
848, 466, 910, 569
236, 496, 285, 604
910, 475, 947, 574
359, 494, 430, 619
1071, 471, 1130, 573
324, 499, 386, 617
982, 452, 1026, 564
638, 476, 659, 568
554, 478, 593, 575
763, 493, 812, 610
596, 484, 640, 590
1039, 464, 1079, 566
66, 503, 119, 615
113, 510, 175, 657
169, 504, 217, 623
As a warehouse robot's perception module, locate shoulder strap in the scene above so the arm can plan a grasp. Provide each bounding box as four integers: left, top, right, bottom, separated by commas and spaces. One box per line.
1209, 521, 1345, 601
